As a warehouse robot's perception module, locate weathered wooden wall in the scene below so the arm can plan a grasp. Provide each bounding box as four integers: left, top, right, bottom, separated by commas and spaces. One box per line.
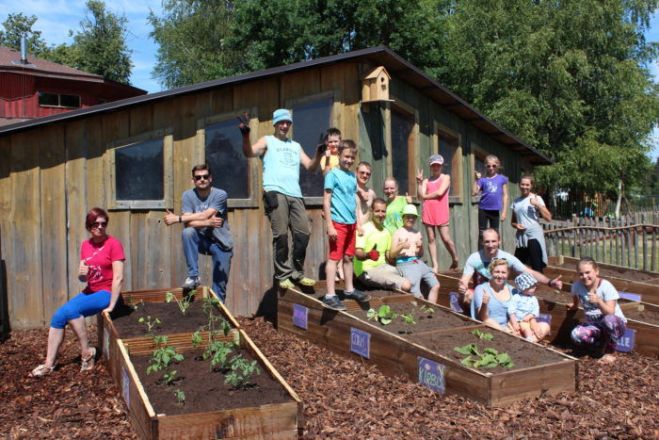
0, 60, 534, 328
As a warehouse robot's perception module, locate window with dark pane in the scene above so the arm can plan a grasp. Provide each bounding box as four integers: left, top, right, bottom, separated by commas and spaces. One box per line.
439, 132, 458, 196
292, 98, 332, 197
38, 92, 58, 106
391, 109, 414, 195
475, 154, 486, 176
115, 139, 164, 200
60, 94, 81, 108
205, 119, 249, 199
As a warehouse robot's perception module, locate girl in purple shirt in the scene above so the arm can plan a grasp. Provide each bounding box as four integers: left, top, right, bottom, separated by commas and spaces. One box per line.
472, 155, 509, 239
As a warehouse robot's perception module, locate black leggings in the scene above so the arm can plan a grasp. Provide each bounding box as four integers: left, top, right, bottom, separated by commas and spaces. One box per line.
478, 209, 500, 233
514, 239, 546, 272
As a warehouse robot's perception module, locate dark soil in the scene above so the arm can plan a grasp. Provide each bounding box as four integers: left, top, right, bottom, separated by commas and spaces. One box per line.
2, 319, 657, 439
112, 299, 221, 339
413, 327, 566, 372
552, 263, 658, 282
535, 286, 574, 304
347, 301, 476, 336
130, 347, 291, 415
624, 306, 659, 325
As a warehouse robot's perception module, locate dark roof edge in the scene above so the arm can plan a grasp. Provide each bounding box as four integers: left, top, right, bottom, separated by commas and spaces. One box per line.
0, 46, 551, 164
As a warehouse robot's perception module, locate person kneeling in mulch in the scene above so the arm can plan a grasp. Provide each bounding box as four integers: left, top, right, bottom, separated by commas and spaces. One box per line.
569, 257, 627, 363
31, 207, 125, 376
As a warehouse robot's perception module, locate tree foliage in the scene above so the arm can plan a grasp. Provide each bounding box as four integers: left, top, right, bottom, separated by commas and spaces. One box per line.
1, 1, 132, 84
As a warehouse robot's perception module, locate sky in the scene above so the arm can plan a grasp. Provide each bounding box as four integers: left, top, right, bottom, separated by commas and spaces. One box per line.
1, 1, 658, 159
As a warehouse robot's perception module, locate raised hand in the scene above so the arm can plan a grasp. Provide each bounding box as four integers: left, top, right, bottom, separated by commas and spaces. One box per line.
237, 112, 250, 135
416, 169, 424, 184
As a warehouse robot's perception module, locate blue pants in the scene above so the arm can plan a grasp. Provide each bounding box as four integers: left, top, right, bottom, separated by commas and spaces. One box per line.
51, 290, 111, 329
182, 227, 232, 302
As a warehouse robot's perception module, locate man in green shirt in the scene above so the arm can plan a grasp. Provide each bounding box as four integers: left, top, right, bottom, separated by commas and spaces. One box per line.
354, 198, 412, 291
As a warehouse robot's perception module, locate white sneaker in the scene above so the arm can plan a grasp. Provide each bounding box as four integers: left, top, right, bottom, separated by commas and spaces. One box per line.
183, 276, 199, 290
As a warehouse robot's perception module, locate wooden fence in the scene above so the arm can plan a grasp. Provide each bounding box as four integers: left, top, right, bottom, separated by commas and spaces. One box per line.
543, 214, 658, 272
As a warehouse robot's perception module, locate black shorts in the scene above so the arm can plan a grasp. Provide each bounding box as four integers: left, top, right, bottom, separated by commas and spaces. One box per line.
514, 239, 545, 272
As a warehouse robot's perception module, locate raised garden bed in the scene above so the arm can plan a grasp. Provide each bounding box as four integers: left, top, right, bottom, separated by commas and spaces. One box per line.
277, 282, 576, 407
101, 287, 302, 439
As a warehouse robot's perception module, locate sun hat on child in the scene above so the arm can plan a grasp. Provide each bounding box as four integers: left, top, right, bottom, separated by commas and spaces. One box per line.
402, 204, 418, 217
515, 273, 537, 291
429, 154, 444, 166
272, 108, 293, 125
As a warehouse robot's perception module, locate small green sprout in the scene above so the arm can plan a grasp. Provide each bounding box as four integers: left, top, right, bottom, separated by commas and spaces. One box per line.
366, 305, 398, 325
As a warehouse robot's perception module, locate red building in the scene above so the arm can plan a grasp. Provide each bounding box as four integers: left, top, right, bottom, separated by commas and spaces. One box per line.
0, 46, 146, 127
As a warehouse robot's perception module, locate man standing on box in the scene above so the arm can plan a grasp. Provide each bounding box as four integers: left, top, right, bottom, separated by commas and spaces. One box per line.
164, 164, 233, 302
240, 109, 324, 289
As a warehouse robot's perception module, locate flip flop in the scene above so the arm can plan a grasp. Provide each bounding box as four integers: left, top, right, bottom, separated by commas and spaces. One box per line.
30, 364, 55, 377
81, 347, 96, 372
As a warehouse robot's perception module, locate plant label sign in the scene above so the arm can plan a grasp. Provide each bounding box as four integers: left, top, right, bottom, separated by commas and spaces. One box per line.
449, 291, 464, 313
292, 304, 309, 330
613, 328, 636, 353
619, 291, 642, 302
121, 366, 130, 406
350, 327, 370, 359
418, 357, 446, 394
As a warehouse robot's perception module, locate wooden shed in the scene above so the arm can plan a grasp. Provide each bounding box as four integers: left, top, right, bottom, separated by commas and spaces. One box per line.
0, 47, 551, 329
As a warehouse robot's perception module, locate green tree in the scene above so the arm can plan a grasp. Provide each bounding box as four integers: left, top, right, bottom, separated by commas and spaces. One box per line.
0, 13, 50, 56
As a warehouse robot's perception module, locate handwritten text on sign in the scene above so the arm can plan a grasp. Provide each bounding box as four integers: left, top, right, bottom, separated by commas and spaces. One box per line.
350, 327, 370, 359
418, 357, 446, 394
292, 304, 308, 330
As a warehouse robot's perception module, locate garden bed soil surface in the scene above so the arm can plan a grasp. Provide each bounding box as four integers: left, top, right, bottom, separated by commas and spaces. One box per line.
413, 328, 565, 372
551, 263, 658, 282
112, 299, 217, 338
535, 286, 573, 304
2, 320, 657, 439
347, 301, 476, 336
129, 348, 291, 415
624, 306, 659, 324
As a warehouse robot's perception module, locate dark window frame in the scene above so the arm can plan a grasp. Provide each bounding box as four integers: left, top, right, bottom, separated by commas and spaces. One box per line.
107, 128, 173, 210
37, 91, 81, 109
388, 101, 418, 198
434, 122, 464, 204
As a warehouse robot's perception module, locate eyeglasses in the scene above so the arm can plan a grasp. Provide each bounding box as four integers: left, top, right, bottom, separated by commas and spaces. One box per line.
194, 174, 210, 181
485, 165, 497, 169
92, 221, 107, 229
490, 257, 507, 263
358, 171, 371, 176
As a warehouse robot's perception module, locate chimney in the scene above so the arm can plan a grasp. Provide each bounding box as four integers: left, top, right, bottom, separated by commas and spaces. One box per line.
20, 34, 28, 64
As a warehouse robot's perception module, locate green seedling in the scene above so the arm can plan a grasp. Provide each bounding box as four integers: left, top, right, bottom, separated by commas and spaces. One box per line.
419, 305, 434, 315
204, 340, 234, 370
191, 330, 203, 347
147, 336, 184, 374
401, 313, 416, 325
165, 290, 196, 315
174, 389, 186, 406
225, 355, 260, 389
454, 344, 514, 369
138, 315, 161, 333
472, 329, 494, 341
367, 305, 398, 325
163, 369, 178, 385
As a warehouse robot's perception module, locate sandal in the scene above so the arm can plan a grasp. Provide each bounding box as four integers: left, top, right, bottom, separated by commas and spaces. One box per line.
81, 347, 96, 372
296, 277, 316, 287
30, 364, 55, 377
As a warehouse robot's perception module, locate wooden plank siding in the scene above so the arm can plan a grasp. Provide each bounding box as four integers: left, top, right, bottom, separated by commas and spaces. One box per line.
0, 60, 543, 328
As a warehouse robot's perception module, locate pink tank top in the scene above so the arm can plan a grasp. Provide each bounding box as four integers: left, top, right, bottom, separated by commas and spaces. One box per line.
422, 176, 450, 226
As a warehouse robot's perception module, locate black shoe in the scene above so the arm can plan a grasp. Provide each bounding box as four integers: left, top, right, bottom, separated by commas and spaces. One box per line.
343, 289, 371, 303
322, 295, 346, 311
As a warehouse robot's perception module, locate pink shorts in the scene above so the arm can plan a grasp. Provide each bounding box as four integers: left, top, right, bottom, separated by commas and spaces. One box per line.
329, 221, 356, 261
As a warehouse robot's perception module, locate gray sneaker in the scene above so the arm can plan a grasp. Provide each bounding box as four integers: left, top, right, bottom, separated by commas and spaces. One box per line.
322, 295, 346, 311
183, 276, 199, 290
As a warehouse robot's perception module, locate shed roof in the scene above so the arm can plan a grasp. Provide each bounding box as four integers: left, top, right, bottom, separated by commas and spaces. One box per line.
0, 46, 551, 164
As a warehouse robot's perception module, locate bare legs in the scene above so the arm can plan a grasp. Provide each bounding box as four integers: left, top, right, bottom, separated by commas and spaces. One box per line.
326, 255, 354, 296
43, 316, 94, 368
425, 224, 459, 272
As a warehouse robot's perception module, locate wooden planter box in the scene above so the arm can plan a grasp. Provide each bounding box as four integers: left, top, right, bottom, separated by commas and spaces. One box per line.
435, 272, 659, 357
100, 287, 302, 439
277, 283, 576, 407
546, 256, 659, 305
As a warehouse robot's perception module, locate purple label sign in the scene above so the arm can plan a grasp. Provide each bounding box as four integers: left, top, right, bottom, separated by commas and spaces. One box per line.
418, 357, 446, 394
292, 304, 308, 330
449, 291, 464, 313
537, 313, 552, 325
613, 328, 636, 353
619, 292, 642, 302
350, 327, 370, 359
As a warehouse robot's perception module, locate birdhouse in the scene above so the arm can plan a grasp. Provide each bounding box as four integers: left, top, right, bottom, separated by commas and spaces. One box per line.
362, 66, 392, 102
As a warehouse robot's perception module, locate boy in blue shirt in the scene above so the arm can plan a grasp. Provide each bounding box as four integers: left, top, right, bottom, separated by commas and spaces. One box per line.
323, 140, 370, 310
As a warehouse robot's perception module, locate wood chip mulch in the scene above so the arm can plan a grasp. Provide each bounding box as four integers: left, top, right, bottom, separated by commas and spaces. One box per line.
1, 319, 657, 439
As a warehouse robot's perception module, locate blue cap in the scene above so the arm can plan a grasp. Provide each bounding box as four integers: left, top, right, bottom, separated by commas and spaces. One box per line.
272, 108, 292, 125
515, 273, 537, 291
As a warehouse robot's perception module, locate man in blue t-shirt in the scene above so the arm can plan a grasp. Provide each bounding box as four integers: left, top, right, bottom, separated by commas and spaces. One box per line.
164, 164, 234, 302
241, 109, 324, 289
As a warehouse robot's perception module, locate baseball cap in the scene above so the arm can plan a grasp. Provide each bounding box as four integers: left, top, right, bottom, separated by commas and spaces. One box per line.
402, 204, 418, 217
429, 154, 444, 166
272, 108, 293, 125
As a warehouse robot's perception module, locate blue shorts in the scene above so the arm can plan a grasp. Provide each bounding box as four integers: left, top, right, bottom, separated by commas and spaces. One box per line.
50, 290, 111, 329
396, 259, 439, 296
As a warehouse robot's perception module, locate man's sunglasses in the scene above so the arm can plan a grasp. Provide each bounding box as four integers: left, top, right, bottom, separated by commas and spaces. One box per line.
194, 174, 210, 181
91, 221, 107, 228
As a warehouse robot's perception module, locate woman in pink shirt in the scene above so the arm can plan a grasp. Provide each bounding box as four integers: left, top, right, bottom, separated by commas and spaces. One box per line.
31, 207, 125, 376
